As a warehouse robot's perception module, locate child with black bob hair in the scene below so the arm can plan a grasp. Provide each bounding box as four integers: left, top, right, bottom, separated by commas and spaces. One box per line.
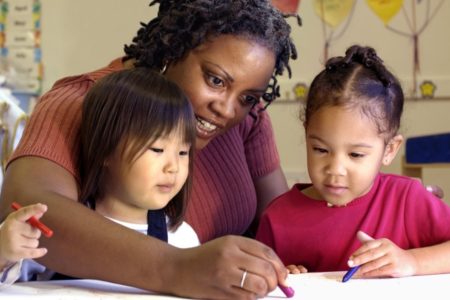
79, 68, 199, 247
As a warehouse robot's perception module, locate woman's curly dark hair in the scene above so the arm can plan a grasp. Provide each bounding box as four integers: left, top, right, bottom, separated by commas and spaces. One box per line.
124, 0, 300, 108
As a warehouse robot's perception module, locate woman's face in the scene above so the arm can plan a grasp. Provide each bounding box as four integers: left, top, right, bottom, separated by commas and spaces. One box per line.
165, 34, 276, 150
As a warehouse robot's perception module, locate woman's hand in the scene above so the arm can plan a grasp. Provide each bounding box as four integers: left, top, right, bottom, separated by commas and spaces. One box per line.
173, 235, 289, 299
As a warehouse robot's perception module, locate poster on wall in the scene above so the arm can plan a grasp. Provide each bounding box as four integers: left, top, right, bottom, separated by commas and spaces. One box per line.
365, 0, 444, 98
313, 0, 356, 62
0, 0, 42, 98
276, 0, 448, 102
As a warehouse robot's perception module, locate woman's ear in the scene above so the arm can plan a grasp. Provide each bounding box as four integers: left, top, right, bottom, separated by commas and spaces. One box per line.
382, 134, 403, 166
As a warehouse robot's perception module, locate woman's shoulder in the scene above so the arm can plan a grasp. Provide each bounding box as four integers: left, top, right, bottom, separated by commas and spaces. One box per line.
45, 58, 125, 98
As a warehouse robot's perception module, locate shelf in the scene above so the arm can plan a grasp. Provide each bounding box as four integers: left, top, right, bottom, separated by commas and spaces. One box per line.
402, 156, 450, 179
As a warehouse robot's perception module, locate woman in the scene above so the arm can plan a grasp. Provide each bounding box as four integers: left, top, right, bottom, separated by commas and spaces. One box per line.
0, 0, 299, 298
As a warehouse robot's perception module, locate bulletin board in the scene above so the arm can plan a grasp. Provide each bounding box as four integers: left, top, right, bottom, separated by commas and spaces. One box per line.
0, 0, 42, 96
271, 0, 450, 102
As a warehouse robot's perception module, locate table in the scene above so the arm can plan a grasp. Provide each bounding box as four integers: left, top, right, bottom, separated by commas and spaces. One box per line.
2, 271, 450, 299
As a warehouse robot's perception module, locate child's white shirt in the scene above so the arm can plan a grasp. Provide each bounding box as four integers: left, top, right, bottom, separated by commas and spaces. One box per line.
107, 217, 201, 248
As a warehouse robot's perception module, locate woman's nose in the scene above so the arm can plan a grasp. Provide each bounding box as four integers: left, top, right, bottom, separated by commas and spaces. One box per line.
211, 94, 236, 120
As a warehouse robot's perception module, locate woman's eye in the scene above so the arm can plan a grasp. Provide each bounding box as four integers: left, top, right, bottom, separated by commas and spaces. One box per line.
150, 147, 163, 153
262, 93, 273, 102
207, 74, 224, 87
242, 95, 259, 106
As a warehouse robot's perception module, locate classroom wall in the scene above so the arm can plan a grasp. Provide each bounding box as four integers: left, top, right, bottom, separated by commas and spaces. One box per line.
40, 0, 152, 90
40, 0, 450, 201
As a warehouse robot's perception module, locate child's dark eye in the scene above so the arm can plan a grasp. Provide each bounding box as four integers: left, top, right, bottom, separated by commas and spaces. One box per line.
150, 147, 163, 153
350, 152, 365, 158
313, 147, 327, 154
179, 151, 189, 156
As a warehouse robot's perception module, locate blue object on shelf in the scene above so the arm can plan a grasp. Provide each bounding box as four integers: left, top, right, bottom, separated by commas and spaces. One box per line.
405, 133, 450, 164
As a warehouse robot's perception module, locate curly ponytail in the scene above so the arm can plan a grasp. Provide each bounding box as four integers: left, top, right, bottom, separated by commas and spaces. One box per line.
304, 45, 404, 140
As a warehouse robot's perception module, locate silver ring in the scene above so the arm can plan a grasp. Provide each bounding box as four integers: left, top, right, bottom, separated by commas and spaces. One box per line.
240, 270, 248, 288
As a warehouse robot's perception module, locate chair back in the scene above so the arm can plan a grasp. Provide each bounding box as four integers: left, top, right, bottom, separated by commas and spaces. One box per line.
0, 89, 28, 189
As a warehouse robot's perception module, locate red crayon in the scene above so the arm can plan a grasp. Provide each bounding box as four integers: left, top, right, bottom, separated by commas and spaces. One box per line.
11, 202, 54, 238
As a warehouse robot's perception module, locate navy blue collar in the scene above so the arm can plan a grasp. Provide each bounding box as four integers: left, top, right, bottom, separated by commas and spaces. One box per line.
147, 209, 168, 242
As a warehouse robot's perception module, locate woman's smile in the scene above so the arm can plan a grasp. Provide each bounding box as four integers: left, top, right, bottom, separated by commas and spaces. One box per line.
195, 115, 220, 138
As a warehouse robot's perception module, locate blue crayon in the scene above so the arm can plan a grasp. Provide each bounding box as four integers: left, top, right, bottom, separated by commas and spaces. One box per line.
342, 266, 360, 282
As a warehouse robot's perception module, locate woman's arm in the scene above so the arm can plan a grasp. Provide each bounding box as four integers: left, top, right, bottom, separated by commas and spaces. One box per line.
254, 167, 289, 221
0, 157, 288, 299
244, 167, 289, 237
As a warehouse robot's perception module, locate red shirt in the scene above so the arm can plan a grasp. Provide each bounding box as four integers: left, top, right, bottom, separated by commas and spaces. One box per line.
256, 173, 450, 271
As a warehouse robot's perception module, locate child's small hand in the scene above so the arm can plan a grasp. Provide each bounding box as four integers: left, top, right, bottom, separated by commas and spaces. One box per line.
0, 203, 49, 268
348, 230, 416, 278
286, 264, 308, 274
